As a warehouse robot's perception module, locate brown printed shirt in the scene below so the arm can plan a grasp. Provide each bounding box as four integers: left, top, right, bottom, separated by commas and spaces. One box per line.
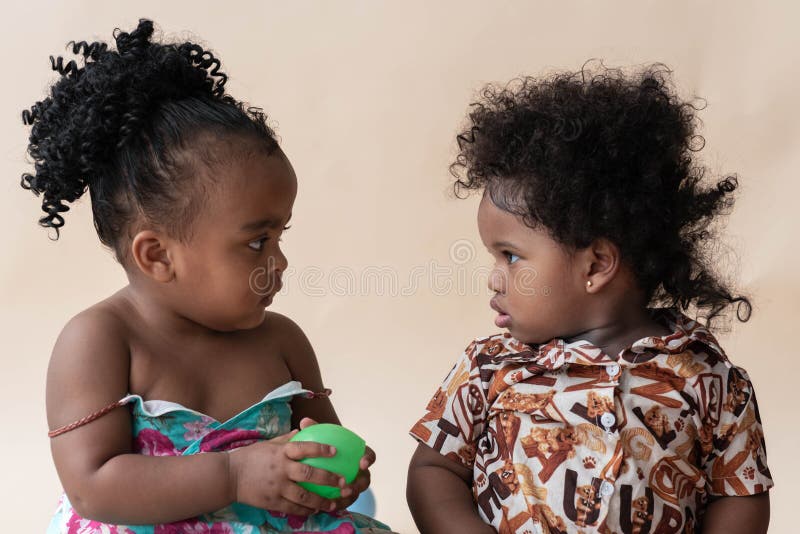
410, 309, 772, 533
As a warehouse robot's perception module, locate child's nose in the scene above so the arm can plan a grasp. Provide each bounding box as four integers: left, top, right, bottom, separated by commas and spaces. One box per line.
271, 246, 288, 273
488, 266, 506, 294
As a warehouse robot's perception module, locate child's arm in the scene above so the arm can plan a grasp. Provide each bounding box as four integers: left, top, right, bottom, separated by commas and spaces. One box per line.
702, 493, 770, 533
47, 309, 345, 524
407, 443, 495, 534
278, 314, 373, 509
697, 366, 773, 534
277, 313, 340, 428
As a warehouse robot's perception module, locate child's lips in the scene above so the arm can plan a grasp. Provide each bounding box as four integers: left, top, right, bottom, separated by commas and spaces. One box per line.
490, 298, 512, 328
260, 280, 283, 303
495, 314, 512, 328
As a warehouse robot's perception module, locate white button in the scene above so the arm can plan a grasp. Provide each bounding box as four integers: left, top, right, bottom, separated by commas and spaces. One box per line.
607, 364, 620, 377
600, 480, 615, 497
600, 412, 616, 429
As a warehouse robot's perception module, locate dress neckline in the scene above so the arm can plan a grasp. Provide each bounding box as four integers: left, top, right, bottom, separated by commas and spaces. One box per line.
122, 380, 308, 424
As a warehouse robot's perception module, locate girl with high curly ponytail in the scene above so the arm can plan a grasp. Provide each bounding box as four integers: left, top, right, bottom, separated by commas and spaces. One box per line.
408, 63, 772, 533
24, 19, 391, 534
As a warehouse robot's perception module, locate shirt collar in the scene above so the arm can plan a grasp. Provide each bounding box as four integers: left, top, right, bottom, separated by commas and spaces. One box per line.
479, 307, 729, 369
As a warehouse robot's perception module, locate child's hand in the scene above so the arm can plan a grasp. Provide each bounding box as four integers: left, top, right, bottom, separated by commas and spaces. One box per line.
297, 417, 375, 512
227, 429, 346, 516
335, 444, 375, 511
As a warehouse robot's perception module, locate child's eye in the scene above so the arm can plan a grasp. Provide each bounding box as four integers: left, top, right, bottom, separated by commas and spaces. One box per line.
248, 237, 268, 251
278, 225, 291, 243
249, 226, 289, 251
504, 252, 520, 265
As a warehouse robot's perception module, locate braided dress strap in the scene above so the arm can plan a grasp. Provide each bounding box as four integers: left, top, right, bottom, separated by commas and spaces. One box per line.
48, 399, 127, 438
309, 388, 332, 399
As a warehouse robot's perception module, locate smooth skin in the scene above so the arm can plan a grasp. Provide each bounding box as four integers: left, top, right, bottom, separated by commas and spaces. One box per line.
406, 192, 769, 533
47, 145, 374, 524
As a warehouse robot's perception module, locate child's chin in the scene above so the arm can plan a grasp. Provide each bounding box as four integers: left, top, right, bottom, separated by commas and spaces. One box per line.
237, 307, 269, 330
506, 326, 525, 341
512, 328, 550, 345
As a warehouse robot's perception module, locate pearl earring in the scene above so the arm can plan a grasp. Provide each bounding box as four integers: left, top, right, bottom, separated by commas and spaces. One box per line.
586, 280, 593, 288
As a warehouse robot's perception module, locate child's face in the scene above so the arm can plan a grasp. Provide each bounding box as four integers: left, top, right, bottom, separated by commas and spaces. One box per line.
171, 148, 297, 332
477, 192, 586, 344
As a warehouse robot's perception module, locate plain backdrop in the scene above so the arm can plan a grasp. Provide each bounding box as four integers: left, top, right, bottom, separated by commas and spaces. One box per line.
1, 2, 798, 532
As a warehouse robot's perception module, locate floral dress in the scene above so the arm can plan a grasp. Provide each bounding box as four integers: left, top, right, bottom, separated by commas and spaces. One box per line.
48, 381, 392, 533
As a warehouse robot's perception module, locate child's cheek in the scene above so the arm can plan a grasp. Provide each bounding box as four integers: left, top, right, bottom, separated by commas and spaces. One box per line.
512, 267, 538, 298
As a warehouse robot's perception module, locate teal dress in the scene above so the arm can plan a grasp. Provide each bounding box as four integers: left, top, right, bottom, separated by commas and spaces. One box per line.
47, 381, 392, 533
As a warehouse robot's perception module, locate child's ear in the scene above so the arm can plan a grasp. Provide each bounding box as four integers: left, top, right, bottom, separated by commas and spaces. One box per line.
130, 230, 175, 283
582, 238, 620, 293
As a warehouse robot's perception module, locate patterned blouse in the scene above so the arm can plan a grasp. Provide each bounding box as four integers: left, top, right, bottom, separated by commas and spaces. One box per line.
410, 308, 772, 533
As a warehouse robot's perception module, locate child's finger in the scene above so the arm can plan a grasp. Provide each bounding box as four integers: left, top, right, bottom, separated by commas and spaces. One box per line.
299, 417, 319, 430
286, 440, 337, 460
280, 487, 334, 515
359, 445, 376, 470
280, 503, 318, 517
288, 460, 346, 489
350, 470, 371, 493
358, 472, 371, 492
332, 492, 357, 510
269, 429, 300, 444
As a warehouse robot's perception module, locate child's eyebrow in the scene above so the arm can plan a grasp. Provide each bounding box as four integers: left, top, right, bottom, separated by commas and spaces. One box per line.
239, 213, 292, 232
491, 240, 518, 250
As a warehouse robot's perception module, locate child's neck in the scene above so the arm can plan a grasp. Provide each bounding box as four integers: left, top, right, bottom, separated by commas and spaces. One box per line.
119, 284, 229, 344
564, 304, 673, 359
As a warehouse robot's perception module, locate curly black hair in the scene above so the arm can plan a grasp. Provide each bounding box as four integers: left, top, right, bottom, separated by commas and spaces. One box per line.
452, 62, 751, 328
21, 18, 279, 261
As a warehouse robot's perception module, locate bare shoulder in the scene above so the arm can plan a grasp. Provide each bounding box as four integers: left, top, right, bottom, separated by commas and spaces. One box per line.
258, 312, 321, 387
259, 311, 314, 363
244, 311, 318, 386
258, 312, 338, 425
46, 298, 131, 432
260, 310, 307, 338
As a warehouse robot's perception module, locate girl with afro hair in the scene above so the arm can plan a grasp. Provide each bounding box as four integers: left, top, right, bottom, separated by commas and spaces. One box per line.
408, 63, 772, 533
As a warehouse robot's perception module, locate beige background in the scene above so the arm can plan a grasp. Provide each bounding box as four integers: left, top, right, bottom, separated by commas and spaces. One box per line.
1, 1, 798, 532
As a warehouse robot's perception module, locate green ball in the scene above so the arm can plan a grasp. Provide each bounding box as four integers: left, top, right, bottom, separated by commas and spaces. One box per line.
289, 423, 366, 499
